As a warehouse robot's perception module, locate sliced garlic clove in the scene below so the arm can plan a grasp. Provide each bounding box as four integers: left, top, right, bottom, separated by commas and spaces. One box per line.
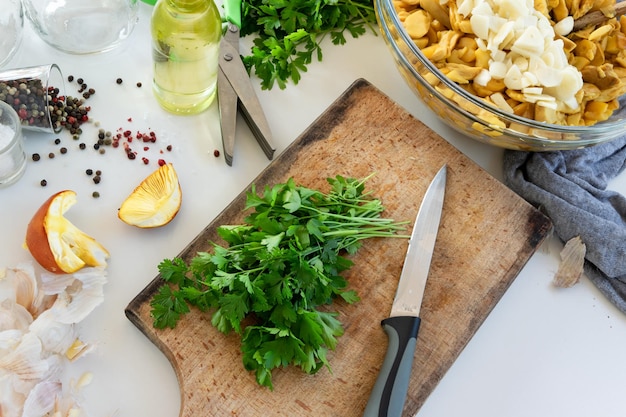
554, 16, 574, 36
510, 26, 545, 58
65, 338, 96, 361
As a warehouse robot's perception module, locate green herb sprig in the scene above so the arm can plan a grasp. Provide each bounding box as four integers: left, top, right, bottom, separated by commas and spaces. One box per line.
150, 175, 407, 389
239, 0, 377, 90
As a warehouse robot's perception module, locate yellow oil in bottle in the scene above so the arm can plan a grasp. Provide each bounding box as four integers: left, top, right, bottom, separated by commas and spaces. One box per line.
151, 0, 222, 114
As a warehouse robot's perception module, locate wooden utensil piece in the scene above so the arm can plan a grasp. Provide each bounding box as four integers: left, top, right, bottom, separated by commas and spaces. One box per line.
573, 2, 626, 31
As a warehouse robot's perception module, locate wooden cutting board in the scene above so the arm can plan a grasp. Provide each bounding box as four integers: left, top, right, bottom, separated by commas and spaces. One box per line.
125, 79, 552, 416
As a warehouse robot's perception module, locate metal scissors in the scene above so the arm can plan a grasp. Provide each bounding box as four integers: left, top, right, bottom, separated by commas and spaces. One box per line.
217, 1, 275, 166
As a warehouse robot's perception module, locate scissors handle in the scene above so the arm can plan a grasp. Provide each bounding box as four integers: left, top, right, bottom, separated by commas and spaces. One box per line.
224, 0, 241, 27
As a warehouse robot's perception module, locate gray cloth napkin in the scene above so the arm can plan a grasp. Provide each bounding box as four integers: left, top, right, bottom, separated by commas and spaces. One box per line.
503, 137, 626, 313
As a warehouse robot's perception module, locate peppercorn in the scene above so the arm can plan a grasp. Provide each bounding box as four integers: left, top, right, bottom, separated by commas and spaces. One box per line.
79, 143, 86, 150
54, 138, 61, 145
213, 149, 220, 157
92, 191, 100, 198
68, 75, 74, 82
116, 78, 123, 84
77, 78, 84, 85
40, 179, 47, 187
48, 152, 55, 159
32, 153, 40, 161
136, 82, 142, 88
60, 147, 67, 154
95, 170, 102, 176
93, 175, 101, 184
86, 169, 93, 175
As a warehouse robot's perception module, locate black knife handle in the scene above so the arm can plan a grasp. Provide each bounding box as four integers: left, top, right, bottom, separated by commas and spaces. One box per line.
363, 316, 421, 417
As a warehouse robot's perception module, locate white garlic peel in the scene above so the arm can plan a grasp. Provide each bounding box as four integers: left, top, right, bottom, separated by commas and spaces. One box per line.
0, 262, 106, 417
455, 0, 583, 111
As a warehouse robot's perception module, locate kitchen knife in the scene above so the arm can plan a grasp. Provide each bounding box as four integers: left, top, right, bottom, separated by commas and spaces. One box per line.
363, 165, 447, 417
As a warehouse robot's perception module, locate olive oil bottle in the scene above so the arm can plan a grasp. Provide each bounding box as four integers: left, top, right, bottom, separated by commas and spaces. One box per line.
151, 0, 222, 114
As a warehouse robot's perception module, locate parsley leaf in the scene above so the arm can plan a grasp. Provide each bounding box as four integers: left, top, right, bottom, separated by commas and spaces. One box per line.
239, 0, 377, 89
150, 175, 408, 389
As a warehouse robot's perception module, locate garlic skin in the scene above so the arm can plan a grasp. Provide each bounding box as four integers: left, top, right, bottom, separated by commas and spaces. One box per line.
0, 263, 106, 417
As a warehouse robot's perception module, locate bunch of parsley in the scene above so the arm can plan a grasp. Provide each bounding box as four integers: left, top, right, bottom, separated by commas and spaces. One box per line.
150, 175, 407, 389
239, 0, 378, 89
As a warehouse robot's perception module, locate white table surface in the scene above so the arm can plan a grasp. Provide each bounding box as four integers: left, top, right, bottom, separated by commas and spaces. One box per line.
2, 3, 626, 416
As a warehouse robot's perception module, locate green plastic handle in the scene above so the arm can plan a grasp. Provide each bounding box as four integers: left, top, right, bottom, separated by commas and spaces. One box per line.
224, 0, 241, 27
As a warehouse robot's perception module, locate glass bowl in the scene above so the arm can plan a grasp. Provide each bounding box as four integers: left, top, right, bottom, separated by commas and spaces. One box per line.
23, 0, 139, 55
374, 0, 626, 151
0, 0, 24, 68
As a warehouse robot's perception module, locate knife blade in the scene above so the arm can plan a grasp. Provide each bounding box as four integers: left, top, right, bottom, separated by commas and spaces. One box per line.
363, 164, 447, 417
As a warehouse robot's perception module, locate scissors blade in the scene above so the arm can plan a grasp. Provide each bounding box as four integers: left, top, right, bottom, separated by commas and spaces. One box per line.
217, 64, 238, 166
217, 24, 276, 164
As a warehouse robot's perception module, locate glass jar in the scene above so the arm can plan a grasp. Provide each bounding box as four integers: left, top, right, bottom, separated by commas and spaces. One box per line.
23, 0, 139, 54
0, 0, 24, 68
0, 64, 66, 133
151, 0, 222, 114
0, 101, 26, 188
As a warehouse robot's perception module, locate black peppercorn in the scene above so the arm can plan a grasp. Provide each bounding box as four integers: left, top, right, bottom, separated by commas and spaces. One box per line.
32, 153, 41, 161
86, 168, 93, 175
40, 179, 47, 187
116, 78, 123, 84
